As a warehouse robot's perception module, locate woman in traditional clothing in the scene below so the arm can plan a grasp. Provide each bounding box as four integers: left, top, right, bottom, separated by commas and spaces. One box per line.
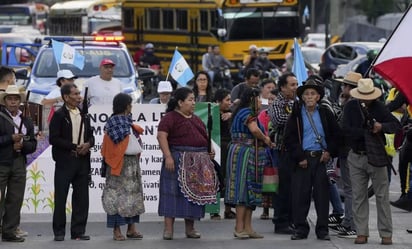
225, 87, 273, 239
101, 93, 145, 241
157, 87, 219, 240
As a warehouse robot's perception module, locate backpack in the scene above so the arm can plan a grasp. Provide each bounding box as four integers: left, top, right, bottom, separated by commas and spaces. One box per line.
320, 98, 342, 123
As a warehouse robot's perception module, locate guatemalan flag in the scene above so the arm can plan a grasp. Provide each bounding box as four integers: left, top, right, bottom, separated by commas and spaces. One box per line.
373, 4, 412, 106
292, 38, 308, 86
52, 39, 85, 70
168, 49, 194, 86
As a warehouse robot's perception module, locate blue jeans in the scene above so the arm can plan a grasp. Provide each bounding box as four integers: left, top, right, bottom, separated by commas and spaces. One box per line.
329, 182, 344, 215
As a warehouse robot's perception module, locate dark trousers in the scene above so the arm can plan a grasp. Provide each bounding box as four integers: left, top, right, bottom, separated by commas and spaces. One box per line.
0, 156, 26, 237
398, 140, 411, 195
272, 151, 292, 229
53, 156, 90, 237
291, 155, 329, 237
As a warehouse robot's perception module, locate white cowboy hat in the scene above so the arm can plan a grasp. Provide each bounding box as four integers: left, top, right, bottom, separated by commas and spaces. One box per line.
350, 78, 382, 100
335, 71, 362, 86
0, 85, 26, 106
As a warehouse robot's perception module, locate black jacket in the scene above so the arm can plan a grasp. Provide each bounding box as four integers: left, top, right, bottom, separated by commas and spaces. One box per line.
0, 109, 37, 166
49, 105, 94, 162
343, 99, 401, 152
284, 103, 341, 164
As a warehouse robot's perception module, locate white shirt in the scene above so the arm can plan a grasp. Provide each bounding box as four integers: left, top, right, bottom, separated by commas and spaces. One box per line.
84, 76, 122, 105
44, 87, 64, 108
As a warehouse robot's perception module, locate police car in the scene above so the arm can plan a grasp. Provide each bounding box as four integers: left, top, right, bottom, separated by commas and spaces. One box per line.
26, 36, 142, 104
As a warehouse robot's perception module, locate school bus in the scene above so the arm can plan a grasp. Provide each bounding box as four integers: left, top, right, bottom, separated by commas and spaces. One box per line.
0, 3, 49, 34
122, 0, 302, 75
48, 0, 123, 36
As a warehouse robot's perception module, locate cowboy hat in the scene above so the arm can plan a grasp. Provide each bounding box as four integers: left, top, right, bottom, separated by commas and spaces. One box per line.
0, 85, 26, 106
350, 78, 382, 100
334, 72, 362, 86
296, 81, 325, 100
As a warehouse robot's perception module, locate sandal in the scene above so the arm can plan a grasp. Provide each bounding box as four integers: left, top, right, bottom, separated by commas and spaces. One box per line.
126, 232, 143, 240
224, 211, 236, 219
113, 233, 126, 241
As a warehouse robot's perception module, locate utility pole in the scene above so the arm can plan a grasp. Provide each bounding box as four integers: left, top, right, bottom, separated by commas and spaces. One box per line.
310, 0, 316, 32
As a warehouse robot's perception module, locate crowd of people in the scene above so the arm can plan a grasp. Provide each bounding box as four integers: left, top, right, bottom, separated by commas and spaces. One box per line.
0, 39, 411, 247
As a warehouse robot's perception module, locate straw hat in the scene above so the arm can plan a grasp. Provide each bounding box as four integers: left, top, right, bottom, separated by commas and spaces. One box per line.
0, 85, 26, 105
350, 78, 382, 100
335, 72, 362, 86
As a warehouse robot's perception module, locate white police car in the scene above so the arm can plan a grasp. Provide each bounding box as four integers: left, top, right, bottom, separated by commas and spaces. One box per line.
26, 36, 142, 104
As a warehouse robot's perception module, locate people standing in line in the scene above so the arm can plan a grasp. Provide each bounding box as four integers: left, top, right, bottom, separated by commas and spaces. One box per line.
284, 81, 341, 241
149, 81, 173, 104
157, 87, 218, 240
41, 70, 78, 108
342, 78, 400, 245
225, 87, 273, 239
230, 68, 260, 107
0, 85, 37, 242
84, 58, 122, 105
329, 72, 362, 238
101, 93, 145, 241
49, 83, 94, 241
213, 89, 236, 220
267, 72, 298, 234
193, 71, 214, 102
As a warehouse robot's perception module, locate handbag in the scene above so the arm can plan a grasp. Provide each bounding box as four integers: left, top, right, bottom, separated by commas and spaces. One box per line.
101, 157, 108, 178
262, 148, 279, 193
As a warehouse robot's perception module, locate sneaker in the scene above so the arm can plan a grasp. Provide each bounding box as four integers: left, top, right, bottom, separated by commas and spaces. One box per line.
328, 214, 343, 227
15, 228, 28, 237
329, 224, 347, 233
337, 228, 357, 239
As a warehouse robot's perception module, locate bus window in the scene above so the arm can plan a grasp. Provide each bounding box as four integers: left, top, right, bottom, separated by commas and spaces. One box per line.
176, 10, 188, 30
162, 9, 173, 30
147, 9, 160, 29
200, 10, 208, 31
123, 8, 134, 29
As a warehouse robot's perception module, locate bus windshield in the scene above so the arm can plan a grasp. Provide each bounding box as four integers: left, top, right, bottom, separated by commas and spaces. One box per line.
223, 7, 300, 40
0, 7, 31, 26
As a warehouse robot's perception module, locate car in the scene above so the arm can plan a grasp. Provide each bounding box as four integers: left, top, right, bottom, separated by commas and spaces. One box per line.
333, 55, 367, 78
25, 36, 142, 104
301, 47, 324, 72
319, 42, 384, 80
302, 33, 327, 49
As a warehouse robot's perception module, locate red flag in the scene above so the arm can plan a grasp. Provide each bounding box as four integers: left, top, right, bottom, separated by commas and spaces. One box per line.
373, 4, 412, 105
47, 106, 55, 123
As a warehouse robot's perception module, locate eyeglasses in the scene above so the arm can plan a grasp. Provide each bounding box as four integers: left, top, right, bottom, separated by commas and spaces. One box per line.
196, 78, 208, 81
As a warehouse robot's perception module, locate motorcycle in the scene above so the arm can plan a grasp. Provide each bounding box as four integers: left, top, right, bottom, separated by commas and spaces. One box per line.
212, 66, 233, 90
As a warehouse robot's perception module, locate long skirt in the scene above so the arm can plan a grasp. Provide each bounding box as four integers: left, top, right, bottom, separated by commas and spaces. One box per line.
225, 142, 268, 209
158, 146, 208, 219
102, 155, 145, 222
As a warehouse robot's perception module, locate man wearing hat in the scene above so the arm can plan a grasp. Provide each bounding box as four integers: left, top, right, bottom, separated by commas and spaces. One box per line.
42, 69, 78, 108
84, 58, 122, 105
242, 44, 258, 73
139, 43, 161, 70
283, 81, 341, 241
253, 48, 277, 76
342, 78, 401, 245
149, 81, 173, 104
0, 85, 37, 242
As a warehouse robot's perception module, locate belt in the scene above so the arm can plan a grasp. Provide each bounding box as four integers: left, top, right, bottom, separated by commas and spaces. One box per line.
353, 150, 367, 155
304, 150, 323, 157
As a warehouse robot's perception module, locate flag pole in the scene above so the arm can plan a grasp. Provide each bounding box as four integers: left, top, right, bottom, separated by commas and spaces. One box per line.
166, 46, 178, 81
368, 3, 412, 76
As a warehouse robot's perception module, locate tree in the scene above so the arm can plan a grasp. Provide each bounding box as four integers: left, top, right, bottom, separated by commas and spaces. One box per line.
357, 0, 397, 24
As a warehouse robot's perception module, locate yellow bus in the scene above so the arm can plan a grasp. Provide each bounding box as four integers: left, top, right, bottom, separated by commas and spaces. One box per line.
48, 0, 123, 36
122, 0, 302, 76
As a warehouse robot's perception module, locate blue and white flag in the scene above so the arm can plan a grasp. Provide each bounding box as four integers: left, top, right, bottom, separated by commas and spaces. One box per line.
168, 49, 194, 86
292, 38, 308, 86
52, 39, 85, 70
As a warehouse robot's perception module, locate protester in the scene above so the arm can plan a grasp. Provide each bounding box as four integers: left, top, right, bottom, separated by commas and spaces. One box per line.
259, 79, 276, 111
242, 44, 258, 74
230, 68, 260, 107
225, 87, 273, 239
253, 48, 278, 76
139, 43, 161, 70
203, 45, 234, 86
284, 81, 341, 241
49, 83, 94, 241
342, 78, 401, 245
84, 58, 122, 105
149, 81, 173, 104
213, 89, 236, 220
157, 87, 218, 240
0, 85, 37, 242
101, 93, 145, 241
192, 71, 214, 102
41, 69, 77, 107
267, 72, 298, 234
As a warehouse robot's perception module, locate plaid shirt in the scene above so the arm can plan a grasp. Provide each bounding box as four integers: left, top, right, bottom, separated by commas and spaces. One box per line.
104, 114, 133, 144
268, 92, 294, 127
